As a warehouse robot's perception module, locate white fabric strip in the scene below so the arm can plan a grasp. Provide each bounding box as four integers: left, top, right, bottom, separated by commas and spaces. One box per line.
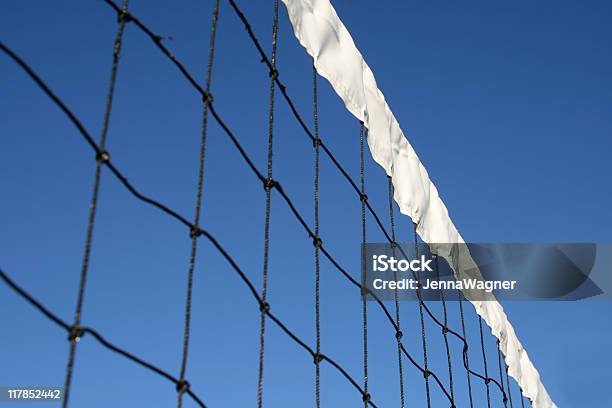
280, 1, 556, 407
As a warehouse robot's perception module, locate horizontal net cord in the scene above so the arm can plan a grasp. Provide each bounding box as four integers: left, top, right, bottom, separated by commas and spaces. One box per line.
4, 3, 506, 400
4, 3, 514, 404
105, 2, 508, 402
0, 268, 208, 408
225, 0, 504, 388
227, 1, 547, 405
0, 36, 454, 406
0, 41, 382, 408
274, 2, 554, 406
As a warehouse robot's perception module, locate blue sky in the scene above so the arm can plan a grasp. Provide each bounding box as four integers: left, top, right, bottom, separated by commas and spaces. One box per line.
1, 0, 611, 407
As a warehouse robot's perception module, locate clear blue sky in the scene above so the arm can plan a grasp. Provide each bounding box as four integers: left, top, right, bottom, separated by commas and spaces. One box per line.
1, 0, 611, 407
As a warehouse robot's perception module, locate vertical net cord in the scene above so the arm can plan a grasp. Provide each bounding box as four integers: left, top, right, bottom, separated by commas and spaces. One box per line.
434, 255, 455, 406
504, 352, 515, 408
257, 1, 279, 407
359, 123, 370, 406
458, 291, 475, 408
387, 177, 405, 408
479, 316, 492, 408
62, 1, 129, 406
313, 64, 322, 408
497, 341, 509, 408
413, 224, 432, 407
177, 1, 220, 406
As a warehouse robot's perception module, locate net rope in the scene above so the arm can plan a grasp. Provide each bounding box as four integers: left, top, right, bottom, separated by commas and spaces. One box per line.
177, 1, 220, 406
387, 177, 406, 408
413, 224, 432, 406
0, 1, 530, 406
313, 65, 322, 408
479, 316, 493, 408
359, 123, 371, 406
458, 291, 475, 408
63, 1, 130, 406
257, 1, 279, 407
435, 255, 456, 406
226, 1, 511, 402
